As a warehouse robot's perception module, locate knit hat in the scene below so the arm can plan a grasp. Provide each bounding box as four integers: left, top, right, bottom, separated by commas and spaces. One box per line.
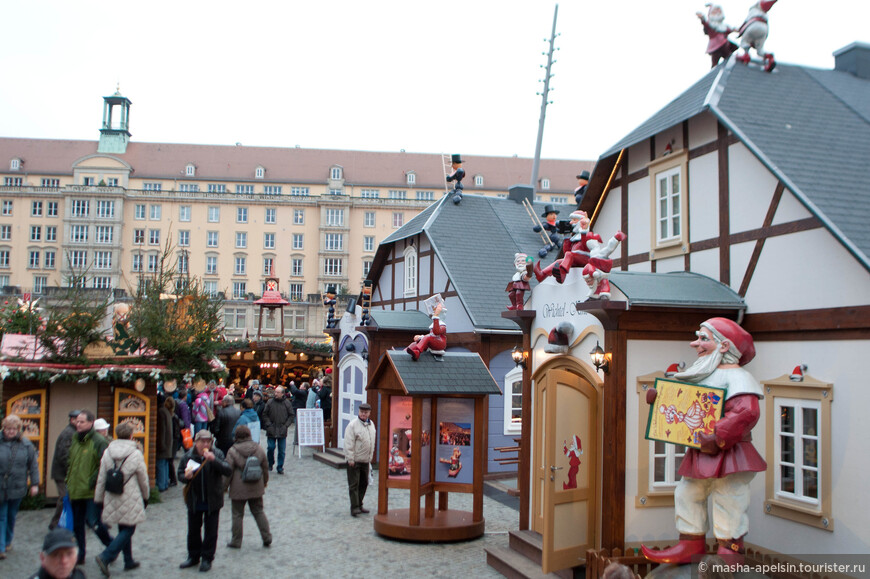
701, 317, 755, 366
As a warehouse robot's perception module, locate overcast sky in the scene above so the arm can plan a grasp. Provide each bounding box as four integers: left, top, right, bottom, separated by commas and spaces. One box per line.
1, 1, 867, 161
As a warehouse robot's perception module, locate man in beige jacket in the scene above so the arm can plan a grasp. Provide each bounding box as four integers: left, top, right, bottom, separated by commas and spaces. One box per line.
343, 403, 376, 517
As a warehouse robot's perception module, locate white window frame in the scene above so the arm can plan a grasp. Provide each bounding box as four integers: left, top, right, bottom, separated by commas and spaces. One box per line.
205, 255, 218, 275
232, 282, 247, 299
648, 151, 689, 259
541, 178, 550, 190
265, 208, 276, 224
46, 226, 58, 242
288, 283, 303, 301
96, 200, 115, 218
206, 231, 219, 247
1, 200, 12, 216
416, 191, 434, 201
324, 258, 343, 277
47, 202, 58, 217
291, 258, 303, 277
45, 251, 55, 269
235, 256, 247, 275
406, 172, 416, 185
0, 225, 9, 241
149, 204, 162, 221
363, 236, 375, 252
325, 233, 343, 251
293, 209, 304, 225
392, 212, 404, 229
262, 257, 274, 276
208, 206, 220, 222
237, 207, 248, 223
290, 187, 309, 196
403, 245, 417, 297
364, 212, 375, 227
235, 232, 247, 248
474, 175, 484, 187
32, 201, 43, 216
263, 232, 275, 249
148, 229, 160, 246
331, 167, 343, 180
179, 206, 192, 222
179, 230, 190, 247
326, 209, 344, 227
292, 234, 304, 250
185, 164, 196, 177
773, 398, 821, 506
30, 226, 41, 242
255, 167, 265, 179
503, 367, 523, 435
134, 204, 146, 220
264, 185, 282, 195
95, 226, 112, 244
361, 189, 379, 199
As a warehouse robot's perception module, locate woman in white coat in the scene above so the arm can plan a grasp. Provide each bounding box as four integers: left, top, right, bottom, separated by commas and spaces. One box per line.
93, 422, 149, 575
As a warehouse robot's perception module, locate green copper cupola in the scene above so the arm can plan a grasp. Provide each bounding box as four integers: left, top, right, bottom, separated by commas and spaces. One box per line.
98, 86, 132, 153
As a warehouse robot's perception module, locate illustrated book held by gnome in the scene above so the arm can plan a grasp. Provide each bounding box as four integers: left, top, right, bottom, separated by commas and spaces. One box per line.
645, 378, 727, 450
423, 294, 444, 316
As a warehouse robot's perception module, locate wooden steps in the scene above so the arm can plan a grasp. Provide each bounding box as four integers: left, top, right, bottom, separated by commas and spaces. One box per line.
486, 530, 578, 579
312, 447, 346, 469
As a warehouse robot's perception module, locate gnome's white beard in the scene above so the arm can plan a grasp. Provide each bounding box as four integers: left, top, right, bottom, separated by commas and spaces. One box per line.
675, 350, 724, 383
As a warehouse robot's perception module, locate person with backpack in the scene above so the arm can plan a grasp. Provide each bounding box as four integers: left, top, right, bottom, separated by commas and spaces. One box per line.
223, 425, 271, 549
93, 422, 149, 575
233, 399, 261, 444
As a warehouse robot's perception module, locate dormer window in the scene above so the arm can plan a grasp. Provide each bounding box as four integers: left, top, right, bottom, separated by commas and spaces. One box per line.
406, 171, 416, 185
330, 166, 343, 180
185, 163, 196, 177
474, 175, 484, 187
10, 158, 21, 171
541, 178, 550, 190
255, 166, 265, 179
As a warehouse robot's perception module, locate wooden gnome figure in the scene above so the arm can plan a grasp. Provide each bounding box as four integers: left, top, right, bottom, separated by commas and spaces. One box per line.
506, 253, 534, 311
446, 154, 465, 205
573, 170, 590, 206
735, 0, 778, 71
405, 295, 447, 361
582, 229, 626, 300
533, 205, 563, 257
696, 3, 737, 67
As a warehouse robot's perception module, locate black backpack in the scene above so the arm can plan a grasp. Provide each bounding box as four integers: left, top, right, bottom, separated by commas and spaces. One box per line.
241, 455, 263, 483
105, 455, 129, 494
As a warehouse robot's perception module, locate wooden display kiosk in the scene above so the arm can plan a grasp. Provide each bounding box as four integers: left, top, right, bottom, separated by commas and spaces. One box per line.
368, 350, 501, 542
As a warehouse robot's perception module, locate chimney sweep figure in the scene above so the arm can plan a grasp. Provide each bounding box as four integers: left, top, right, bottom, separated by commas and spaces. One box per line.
533, 205, 563, 257
574, 170, 590, 206
735, 0, 778, 72
446, 154, 465, 205
697, 4, 737, 67
506, 253, 534, 311
641, 318, 766, 564
534, 210, 625, 285
405, 295, 446, 361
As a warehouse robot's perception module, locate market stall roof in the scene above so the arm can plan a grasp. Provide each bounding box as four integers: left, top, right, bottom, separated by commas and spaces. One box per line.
367, 310, 433, 332
607, 271, 746, 311
368, 350, 502, 396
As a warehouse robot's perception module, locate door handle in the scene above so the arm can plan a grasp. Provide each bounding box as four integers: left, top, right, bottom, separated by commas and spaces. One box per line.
550, 465, 563, 471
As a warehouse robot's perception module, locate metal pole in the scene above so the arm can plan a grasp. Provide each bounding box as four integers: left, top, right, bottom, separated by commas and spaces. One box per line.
530, 4, 559, 194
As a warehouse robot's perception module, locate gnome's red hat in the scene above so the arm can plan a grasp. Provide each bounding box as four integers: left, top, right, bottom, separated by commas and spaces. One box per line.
701, 317, 756, 366
790, 364, 807, 381
665, 362, 684, 377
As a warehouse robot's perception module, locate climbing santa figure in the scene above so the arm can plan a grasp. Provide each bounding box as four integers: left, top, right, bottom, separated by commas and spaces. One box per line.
696, 3, 737, 67
562, 435, 583, 490
405, 295, 447, 361
735, 0, 778, 72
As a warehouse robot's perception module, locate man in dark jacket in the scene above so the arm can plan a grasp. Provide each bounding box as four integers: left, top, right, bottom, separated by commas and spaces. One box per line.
213, 396, 241, 457
261, 386, 293, 474
28, 528, 86, 579
48, 409, 80, 530
178, 429, 232, 573
288, 381, 307, 446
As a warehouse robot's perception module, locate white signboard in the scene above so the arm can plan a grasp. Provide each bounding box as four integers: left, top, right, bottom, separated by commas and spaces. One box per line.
296, 408, 325, 457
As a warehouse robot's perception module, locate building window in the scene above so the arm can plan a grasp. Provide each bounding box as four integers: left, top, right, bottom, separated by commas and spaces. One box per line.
406, 172, 416, 185
474, 175, 484, 187
149, 205, 161, 220
234, 256, 247, 275
70, 250, 87, 269
42, 179, 61, 188
403, 245, 417, 296
363, 236, 375, 252
326, 209, 344, 227
206, 255, 218, 275
31, 201, 43, 217
363, 260, 372, 276
262, 257, 274, 276
255, 167, 265, 179
186, 164, 196, 177
291, 258, 303, 277
224, 307, 247, 329
535, 195, 543, 202
95, 226, 112, 244
132, 254, 143, 273
204, 280, 218, 297
541, 178, 550, 190
94, 251, 112, 270
10, 159, 20, 171
93, 277, 112, 289
237, 207, 248, 223
179, 230, 190, 247
392, 212, 404, 228
503, 367, 523, 434
236, 185, 254, 195
71, 225, 88, 243
265, 208, 276, 223
29, 251, 40, 268
649, 152, 688, 258
133, 229, 145, 245
324, 258, 342, 276
30, 226, 41, 242
264, 232, 275, 249
325, 233, 343, 251
2, 200, 12, 216
177, 252, 189, 274
134, 204, 146, 220
293, 209, 304, 225
290, 187, 310, 197
180, 183, 199, 192
763, 374, 832, 530
45, 251, 56, 269
207, 231, 219, 247
148, 229, 160, 246
292, 234, 304, 250
232, 282, 247, 299
330, 167, 342, 180
0, 226, 9, 241
284, 309, 306, 331
416, 191, 434, 201
288, 283, 303, 301
550, 196, 568, 204
72, 199, 89, 217
364, 212, 375, 227
208, 184, 226, 193
208, 206, 220, 222
360, 189, 379, 199
235, 232, 247, 248
144, 182, 162, 191
46, 226, 58, 242
4, 177, 22, 187
389, 190, 407, 200
33, 276, 47, 294
264, 185, 282, 195
96, 200, 115, 218
179, 206, 192, 222
329, 189, 343, 196
147, 254, 159, 273
47, 202, 58, 217
0, 251, 8, 268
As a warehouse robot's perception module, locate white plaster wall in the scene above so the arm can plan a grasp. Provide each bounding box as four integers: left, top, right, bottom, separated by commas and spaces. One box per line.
689, 248, 719, 281
688, 111, 718, 149
627, 141, 650, 174
745, 229, 870, 311
729, 240, 755, 291
628, 261, 652, 272
432, 257, 449, 296
627, 179, 651, 257
624, 338, 870, 555
595, 188, 622, 239
728, 143, 778, 233
688, 152, 719, 244
443, 294, 474, 333
418, 253, 432, 296
378, 263, 393, 302
654, 255, 685, 274
528, 273, 601, 342
772, 190, 812, 225
657, 126, 683, 157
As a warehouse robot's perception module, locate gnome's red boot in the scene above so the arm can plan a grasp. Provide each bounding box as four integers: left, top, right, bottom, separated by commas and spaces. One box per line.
533, 261, 547, 282
641, 534, 706, 564
736, 52, 751, 65
764, 53, 776, 72
506, 291, 518, 311
717, 537, 745, 565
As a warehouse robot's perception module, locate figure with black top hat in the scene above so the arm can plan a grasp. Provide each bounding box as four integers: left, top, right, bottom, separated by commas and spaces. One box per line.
446, 154, 465, 204
574, 171, 590, 205
533, 204, 563, 256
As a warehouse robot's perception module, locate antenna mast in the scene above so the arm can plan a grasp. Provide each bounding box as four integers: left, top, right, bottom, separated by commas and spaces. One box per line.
530, 4, 559, 194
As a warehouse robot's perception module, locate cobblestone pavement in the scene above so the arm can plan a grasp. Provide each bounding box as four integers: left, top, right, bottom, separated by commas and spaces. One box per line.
4, 443, 518, 578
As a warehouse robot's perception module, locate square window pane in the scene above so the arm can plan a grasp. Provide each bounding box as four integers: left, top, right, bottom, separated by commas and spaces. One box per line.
803, 438, 818, 469
780, 465, 795, 493
780, 406, 794, 433
780, 435, 794, 463
802, 408, 817, 435
803, 469, 818, 499
653, 457, 667, 482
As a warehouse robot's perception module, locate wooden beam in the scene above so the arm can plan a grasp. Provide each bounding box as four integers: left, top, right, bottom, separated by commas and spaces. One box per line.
718, 122, 730, 285
739, 182, 785, 297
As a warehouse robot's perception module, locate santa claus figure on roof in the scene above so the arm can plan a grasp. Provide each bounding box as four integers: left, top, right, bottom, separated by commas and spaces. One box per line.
696, 4, 737, 68
736, 0, 778, 72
